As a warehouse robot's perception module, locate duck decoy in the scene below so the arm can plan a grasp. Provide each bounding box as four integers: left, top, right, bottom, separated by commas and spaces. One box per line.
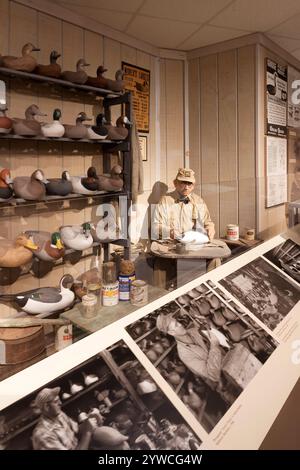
60, 222, 93, 251
41, 108, 65, 138
63, 111, 91, 139
24, 231, 65, 262
0, 168, 13, 200
98, 165, 123, 192
2, 43, 40, 72
86, 65, 108, 88
61, 58, 90, 84
34, 50, 61, 78
0, 233, 38, 267
82, 371, 98, 386
105, 69, 125, 92
221, 306, 238, 321
0, 274, 75, 315
12, 104, 47, 137
105, 115, 131, 141
0, 106, 12, 134
45, 170, 72, 196
70, 166, 99, 195
207, 294, 220, 309
69, 380, 84, 395
13, 169, 48, 201
86, 113, 108, 140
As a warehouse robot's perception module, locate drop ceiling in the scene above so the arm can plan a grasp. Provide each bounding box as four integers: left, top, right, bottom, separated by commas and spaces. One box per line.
53, 0, 300, 58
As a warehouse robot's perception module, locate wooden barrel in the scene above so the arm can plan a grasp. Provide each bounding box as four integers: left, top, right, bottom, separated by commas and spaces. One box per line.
0, 326, 46, 365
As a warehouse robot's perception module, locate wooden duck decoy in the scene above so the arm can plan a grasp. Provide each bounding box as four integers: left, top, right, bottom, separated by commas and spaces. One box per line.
41, 108, 65, 138
0, 168, 13, 200
24, 231, 65, 262
98, 165, 123, 192
0, 233, 38, 267
2, 43, 40, 72
61, 58, 90, 84
70, 166, 99, 195
0, 274, 75, 315
105, 69, 125, 92
60, 222, 93, 251
0, 106, 12, 134
86, 114, 108, 140
63, 111, 91, 139
34, 50, 61, 78
105, 115, 131, 141
86, 65, 108, 88
45, 170, 72, 196
12, 104, 47, 137
13, 169, 48, 201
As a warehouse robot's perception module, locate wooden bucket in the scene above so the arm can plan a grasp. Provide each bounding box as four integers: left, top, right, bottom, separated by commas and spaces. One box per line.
0, 326, 46, 365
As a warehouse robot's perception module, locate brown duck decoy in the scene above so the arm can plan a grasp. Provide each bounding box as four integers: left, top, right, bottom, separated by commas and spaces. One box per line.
34, 50, 61, 78
12, 104, 46, 136
222, 306, 238, 321
63, 111, 91, 139
222, 322, 246, 342
13, 169, 48, 201
61, 58, 90, 84
212, 309, 226, 327
105, 115, 131, 141
196, 299, 211, 316
86, 65, 108, 88
0, 106, 12, 134
2, 43, 40, 72
98, 165, 123, 192
207, 294, 220, 309
70, 166, 99, 195
105, 69, 125, 92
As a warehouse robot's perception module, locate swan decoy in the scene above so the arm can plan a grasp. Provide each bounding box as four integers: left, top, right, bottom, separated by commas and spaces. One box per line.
24, 231, 65, 262
13, 169, 48, 201
0, 274, 75, 315
86, 65, 108, 88
0, 168, 13, 200
34, 50, 61, 78
12, 104, 47, 136
105, 69, 125, 92
0, 233, 38, 267
61, 58, 90, 84
45, 170, 72, 196
98, 165, 123, 192
70, 166, 99, 195
0, 106, 12, 134
63, 111, 91, 139
105, 115, 131, 140
41, 108, 65, 138
60, 222, 93, 251
2, 43, 40, 72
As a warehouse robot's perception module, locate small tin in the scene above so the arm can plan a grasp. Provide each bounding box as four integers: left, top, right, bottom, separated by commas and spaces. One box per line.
55, 324, 73, 351
130, 280, 148, 306
118, 273, 136, 301
244, 228, 255, 241
102, 282, 119, 306
226, 224, 239, 241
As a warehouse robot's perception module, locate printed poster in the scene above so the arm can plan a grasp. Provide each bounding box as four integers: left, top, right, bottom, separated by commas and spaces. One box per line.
122, 62, 150, 133
266, 59, 287, 137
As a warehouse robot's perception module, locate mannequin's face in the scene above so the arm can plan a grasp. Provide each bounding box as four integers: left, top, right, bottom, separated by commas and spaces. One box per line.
174, 179, 194, 198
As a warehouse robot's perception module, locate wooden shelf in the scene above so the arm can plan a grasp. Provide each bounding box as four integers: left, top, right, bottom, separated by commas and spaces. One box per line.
0, 134, 125, 145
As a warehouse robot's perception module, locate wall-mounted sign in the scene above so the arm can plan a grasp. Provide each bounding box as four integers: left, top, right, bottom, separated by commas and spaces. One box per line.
266, 59, 287, 137
122, 62, 150, 133
139, 135, 147, 162
266, 136, 287, 207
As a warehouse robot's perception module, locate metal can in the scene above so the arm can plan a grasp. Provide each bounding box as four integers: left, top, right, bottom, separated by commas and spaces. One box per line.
118, 273, 136, 301
55, 324, 73, 351
130, 280, 148, 306
226, 224, 239, 241
244, 228, 255, 241
102, 282, 119, 306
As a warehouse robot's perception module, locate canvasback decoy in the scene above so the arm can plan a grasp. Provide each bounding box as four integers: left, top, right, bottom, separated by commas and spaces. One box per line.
34, 50, 61, 78
2, 43, 40, 72
104, 115, 131, 140
61, 58, 90, 84
70, 166, 99, 195
98, 165, 123, 192
12, 104, 47, 136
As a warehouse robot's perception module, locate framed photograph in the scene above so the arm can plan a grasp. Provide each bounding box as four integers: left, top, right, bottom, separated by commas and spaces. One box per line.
139, 135, 147, 162
266, 58, 287, 137
122, 62, 150, 133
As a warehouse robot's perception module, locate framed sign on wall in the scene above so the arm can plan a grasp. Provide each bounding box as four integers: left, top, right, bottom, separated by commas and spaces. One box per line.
122, 62, 150, 133
266, 58, 287, 137
266, 136, 287, 207
139, 135, 147, 161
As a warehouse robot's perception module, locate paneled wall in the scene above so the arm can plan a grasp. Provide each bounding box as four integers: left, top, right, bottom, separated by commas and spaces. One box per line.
0, 0, 184, 316
188, 45, 256, 238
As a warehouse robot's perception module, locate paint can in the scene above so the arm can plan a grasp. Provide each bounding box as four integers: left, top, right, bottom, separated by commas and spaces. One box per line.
130, 280, 148, 306
226, 224, 239, 241
118, 273, 136, 301
102, 282, 119, 306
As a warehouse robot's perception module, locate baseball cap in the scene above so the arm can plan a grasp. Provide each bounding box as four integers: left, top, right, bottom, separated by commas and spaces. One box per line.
32, 387, 61, 409
175, 168, 195, 183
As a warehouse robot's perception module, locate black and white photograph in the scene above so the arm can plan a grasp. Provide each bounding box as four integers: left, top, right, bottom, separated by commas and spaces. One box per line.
126, 283, 278, 433
0, 340, 201, 450
220, 257, 300, 330
264, 239, 300, 284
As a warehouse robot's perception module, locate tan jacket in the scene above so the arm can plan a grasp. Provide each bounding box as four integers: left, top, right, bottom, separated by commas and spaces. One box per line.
152, 190, 215, 240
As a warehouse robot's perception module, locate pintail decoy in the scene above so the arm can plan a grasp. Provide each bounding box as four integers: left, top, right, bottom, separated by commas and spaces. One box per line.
105, 69, 125, 92
34, 50, 61, 78
0, 274, 74, 315
63, 111, 91, 139
61, 58, 90, 84
0, 233, 38, 268
45, 170, 72, 196
98, 165, 123, 192
24, 231, 65, 262
70, 166, 99, 195
105, 115, 131, 141
12, 104, 47, 136
2, 43, 40, 72
41, 108, 65, 138
13, 169, 48, 201
0, 168, 13, 200
86, 65, 108, 88
0, 106, 12, 134
60, 222, 93, 251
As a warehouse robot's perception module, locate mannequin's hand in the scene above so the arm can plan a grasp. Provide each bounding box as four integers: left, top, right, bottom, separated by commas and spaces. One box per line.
206, 226, 215, 240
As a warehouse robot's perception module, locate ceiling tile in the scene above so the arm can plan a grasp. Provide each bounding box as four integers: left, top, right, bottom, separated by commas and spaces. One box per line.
59, 4, 132, 31
140, 0, 232, 24
267, 35, 300, 52
210, 0, 300, 32
53, 0, 144, 13
126, 16, 200, 48
178, 25, 249, 50
269, 14, 300, 39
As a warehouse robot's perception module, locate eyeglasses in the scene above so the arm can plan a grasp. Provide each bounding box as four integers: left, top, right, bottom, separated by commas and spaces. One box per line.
178, 181, 194, 187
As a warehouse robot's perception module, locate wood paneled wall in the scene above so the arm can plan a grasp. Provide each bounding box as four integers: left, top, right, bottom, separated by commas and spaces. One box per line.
188, 45, 256, 239
0, 0, 184, 316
